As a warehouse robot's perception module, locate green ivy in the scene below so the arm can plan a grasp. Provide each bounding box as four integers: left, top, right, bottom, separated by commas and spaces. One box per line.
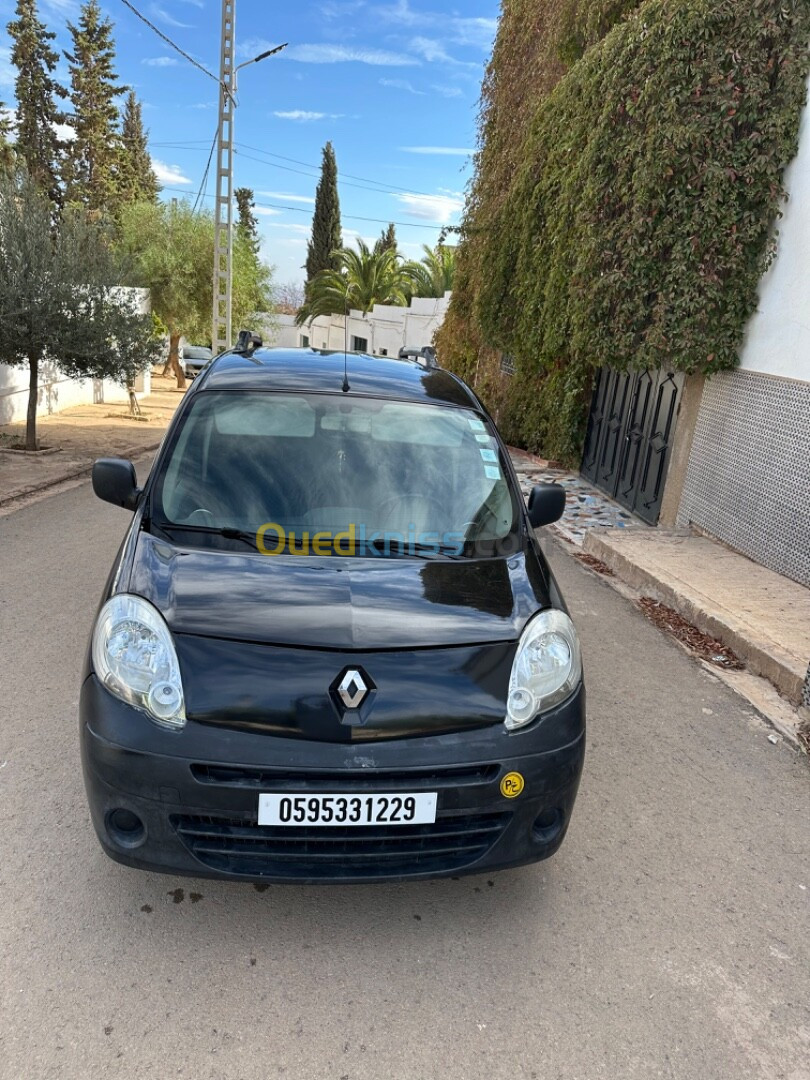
440, 0, 810, 466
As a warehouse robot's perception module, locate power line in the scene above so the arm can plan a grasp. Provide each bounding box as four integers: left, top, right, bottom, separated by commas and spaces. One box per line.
235, 148, 433, 198
237, 143, 439, 198
152, 140, 445, 200
118, 0, 221, 89
192, 128, 218, 214
159, 185, 450, 230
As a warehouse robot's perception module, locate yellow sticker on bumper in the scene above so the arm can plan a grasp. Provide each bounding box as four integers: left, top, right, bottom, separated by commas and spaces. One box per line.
500, 772, 525, 799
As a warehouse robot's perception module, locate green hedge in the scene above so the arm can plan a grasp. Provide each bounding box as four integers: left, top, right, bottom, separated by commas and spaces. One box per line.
440, 0, 810, 465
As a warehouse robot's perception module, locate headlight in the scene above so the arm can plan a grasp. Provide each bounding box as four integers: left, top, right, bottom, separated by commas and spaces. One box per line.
92, 594, 186, 729
506, 609, 582, 730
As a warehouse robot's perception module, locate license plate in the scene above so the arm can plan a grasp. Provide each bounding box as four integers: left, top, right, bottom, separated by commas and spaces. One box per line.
258, 792, 438, 827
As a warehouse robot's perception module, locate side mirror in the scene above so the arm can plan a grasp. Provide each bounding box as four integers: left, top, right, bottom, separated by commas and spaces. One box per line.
92, 458, 141, 511
527, 483, 566, 529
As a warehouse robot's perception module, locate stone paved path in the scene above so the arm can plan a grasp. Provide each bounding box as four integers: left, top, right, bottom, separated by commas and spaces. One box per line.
509, 449, 644, 546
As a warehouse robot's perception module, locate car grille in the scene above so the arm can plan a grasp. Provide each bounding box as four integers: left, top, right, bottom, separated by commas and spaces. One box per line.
171, 811, 512, 880
190, 762, 500, 790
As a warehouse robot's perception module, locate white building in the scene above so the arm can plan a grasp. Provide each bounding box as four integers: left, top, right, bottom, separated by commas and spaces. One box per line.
0, 288, 152, 425
267, 293, 452, 358
675, 76, 810, 589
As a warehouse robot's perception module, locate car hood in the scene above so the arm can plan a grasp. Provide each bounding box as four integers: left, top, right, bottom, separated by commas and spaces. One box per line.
125, 531, 550, 649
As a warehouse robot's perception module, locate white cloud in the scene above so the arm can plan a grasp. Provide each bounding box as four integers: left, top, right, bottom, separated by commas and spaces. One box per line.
320, 0, 366, 15
400, 146, 474, 157
42, 0, 80, 15
263, 222, 312, 235
374, 0, 421, 25
142, 56, 180, 67
274, 110, 326, 122
152, 159, 193, 186
272, 110, 345, 122
190, 101, 217, 110
409, 36, 479, 68
373, 2, 497, 51
379, 77, 425, 96
254, 206, 283, 217
394, 192, 463, 223
431, 84, 462, 99
258, 191, 316, 205
273, 42, 420, 67
409, 37, 449, 63
53, 122, 75, 142
452, 17, 499, 49
148, 4, 192, 29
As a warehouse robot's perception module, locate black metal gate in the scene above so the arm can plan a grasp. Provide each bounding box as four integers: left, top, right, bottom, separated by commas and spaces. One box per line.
581, 367, 683, 525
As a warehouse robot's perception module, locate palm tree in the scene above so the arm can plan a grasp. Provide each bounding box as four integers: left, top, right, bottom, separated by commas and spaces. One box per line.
297, 239, 415, 324
407, 244, 457, 299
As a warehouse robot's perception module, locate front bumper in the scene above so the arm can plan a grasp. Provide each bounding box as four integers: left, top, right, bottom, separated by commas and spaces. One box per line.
80, 676, 585, 884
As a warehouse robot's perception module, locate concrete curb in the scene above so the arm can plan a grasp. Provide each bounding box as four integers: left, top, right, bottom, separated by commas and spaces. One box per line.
0, 441, 163, 509
539, 529, 804, 750
582, 531, 804, 707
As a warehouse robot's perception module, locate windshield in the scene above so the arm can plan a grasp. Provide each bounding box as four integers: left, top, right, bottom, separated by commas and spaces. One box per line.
183, 346, 213, 360
151, 391, 519, 558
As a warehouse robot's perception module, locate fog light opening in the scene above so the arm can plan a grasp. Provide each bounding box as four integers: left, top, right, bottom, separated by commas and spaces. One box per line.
532, 808, 564, 845
106, 808, 147, 849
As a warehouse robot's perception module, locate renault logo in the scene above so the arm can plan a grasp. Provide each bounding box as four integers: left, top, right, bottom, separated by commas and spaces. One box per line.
337, 669, 368, 710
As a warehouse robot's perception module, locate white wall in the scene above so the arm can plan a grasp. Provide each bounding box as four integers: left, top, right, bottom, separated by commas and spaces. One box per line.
737, 75, 810, 383
268, 293, 452, 357
0, 288, 152, 425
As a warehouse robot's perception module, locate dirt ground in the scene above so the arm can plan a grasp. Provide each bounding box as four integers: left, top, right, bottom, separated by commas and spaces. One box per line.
0, 372, 185, 505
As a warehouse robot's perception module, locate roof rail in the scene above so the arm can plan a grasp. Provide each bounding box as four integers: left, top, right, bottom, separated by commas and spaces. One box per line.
398, 345, 439, 369
233, 329, 263, 356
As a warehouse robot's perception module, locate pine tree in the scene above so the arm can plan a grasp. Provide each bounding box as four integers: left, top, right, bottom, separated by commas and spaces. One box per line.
375, 223, 397, 255
305, 141, 341, 284
117, 89, 159, 205
63, 0, 124, 214
235, 186, 260, 255
7, 0, 68, 207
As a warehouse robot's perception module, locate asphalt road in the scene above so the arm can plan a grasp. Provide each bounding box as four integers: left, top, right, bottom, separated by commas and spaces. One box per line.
1, 478, 808, 1080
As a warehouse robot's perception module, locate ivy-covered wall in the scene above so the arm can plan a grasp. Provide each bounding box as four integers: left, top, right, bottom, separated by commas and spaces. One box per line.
437, 0, 810, 465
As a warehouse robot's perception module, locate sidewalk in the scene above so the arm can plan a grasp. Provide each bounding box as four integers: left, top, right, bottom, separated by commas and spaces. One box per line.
510, 447, 809, 727
583, 529, 810, 710
0, 373, 184, 505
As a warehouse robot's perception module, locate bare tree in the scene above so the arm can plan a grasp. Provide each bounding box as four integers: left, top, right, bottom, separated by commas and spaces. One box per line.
275, 281, 305, 314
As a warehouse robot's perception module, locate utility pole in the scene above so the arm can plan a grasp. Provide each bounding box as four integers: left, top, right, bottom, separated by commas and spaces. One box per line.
212, 0, 236, 354
211, 0, 286, 353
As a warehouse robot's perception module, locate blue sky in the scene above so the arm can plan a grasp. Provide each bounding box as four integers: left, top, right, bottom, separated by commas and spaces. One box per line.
0, 0, 499, 286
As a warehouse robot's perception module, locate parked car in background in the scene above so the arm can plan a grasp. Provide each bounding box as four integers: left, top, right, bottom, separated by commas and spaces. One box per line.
182, 345, 213, 380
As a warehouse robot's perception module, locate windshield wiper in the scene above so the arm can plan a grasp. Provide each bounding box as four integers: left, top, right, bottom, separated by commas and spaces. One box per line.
152, 521, 259, 551
363, 537, 466, 561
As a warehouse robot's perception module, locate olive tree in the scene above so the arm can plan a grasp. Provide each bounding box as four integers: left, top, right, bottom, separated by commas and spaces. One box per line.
118, 200, 273, 387
0, 170, 161, 450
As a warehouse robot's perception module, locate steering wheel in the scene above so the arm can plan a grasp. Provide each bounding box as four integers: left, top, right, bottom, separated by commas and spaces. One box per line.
184, 508, 216, 525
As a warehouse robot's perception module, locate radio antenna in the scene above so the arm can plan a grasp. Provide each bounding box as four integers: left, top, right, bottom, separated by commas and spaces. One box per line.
342, 287, 350, 393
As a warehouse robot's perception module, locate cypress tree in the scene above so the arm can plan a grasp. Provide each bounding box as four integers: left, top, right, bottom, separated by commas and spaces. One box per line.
118, 89, 159, 205
305, 140, 341, 284
375, 223, 397, 254
63, 0, 124, 214
7, 0, 68, 207
235, 186, 260, 255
